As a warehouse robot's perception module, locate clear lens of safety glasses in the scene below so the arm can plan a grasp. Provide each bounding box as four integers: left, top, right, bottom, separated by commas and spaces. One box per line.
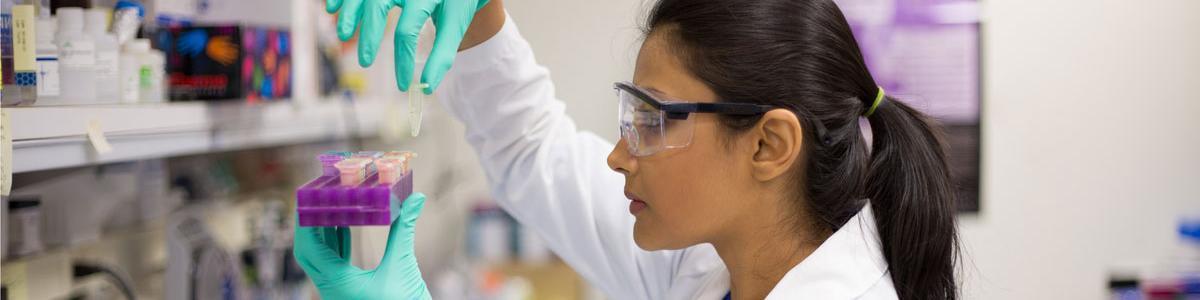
616, 88, 695, 157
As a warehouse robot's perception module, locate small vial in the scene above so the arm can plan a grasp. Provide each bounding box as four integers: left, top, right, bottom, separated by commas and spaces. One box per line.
318, 152, 348, 176
353, 151, 383, 159
409, 83, 430, 137
383, 151, 417, 173
323, 151, 352, 158
334, 158, 370, 186
374, 158, 403, 184
352, 151, 382, 173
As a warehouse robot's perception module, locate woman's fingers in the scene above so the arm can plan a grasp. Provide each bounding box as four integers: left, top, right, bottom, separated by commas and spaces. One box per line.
380, 193, 426, 267
392, 0, 437, 91
294, 217, 361, 276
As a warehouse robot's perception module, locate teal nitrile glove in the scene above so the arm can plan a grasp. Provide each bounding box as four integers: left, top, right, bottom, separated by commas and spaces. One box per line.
326, 0, 490, 94
294, 193, 431, 300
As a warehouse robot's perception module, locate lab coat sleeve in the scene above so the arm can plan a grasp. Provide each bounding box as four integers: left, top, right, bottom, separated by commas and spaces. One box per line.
436, 15, 679, 300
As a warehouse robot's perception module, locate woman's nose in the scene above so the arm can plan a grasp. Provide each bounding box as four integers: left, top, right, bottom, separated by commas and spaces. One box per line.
608, 138, 637, 175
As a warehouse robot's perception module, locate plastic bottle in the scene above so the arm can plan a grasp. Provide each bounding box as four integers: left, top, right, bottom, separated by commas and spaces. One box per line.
36, 0, 49, 17
85, 8, 119, 103
111, 0, 144, 45
125, 39, 163, 102
118, 39, 139, 103
55, 7, 96, 104
34, 17, 58, 103
146, 42, 165, 103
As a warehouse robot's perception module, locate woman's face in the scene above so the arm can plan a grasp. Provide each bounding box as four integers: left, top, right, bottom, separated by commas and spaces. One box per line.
608, 32, 760, 251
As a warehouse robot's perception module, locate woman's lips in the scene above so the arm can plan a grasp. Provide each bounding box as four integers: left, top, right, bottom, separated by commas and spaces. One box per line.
629, 200, 647, 215
626, 191, 647, 215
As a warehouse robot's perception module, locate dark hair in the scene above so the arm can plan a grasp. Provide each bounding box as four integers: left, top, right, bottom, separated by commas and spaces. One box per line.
645, 0, 959, 299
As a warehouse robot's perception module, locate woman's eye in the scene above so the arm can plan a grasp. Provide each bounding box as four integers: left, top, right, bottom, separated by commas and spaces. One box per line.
640, 119, 661, 127
633, 114, 660, 127
634, 118, 659, 126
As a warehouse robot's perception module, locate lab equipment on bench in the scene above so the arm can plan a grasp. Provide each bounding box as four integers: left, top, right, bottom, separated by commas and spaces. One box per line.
295, 151, 416, 227
6, 196, 45, 257
166, 212, 248, 300
1109, 219, 1200, 298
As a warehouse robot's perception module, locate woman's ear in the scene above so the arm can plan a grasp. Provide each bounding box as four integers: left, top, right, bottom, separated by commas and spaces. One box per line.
750, 109, 804, 182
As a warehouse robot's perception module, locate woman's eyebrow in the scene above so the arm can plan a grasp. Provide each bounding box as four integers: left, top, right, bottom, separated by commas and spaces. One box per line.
637, 83, 684, 102
641, 86, 668, 98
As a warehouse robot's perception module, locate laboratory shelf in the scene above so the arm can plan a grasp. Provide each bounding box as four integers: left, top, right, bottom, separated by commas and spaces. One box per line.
7, 100, 388, 174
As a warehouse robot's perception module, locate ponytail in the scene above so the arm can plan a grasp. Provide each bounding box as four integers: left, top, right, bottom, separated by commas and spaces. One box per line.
865, 96, 960, 299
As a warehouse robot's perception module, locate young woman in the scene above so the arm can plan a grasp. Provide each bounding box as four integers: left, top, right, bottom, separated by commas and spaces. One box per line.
295, 0, 960, 299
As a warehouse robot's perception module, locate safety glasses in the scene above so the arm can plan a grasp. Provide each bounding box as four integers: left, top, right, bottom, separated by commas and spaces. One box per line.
614, 81, 774, 157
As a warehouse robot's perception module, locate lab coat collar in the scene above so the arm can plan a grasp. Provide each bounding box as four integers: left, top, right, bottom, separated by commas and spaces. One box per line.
764, 202, 891, 299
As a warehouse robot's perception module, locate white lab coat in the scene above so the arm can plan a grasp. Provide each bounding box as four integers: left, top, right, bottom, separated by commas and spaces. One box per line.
437, 15, 899, 300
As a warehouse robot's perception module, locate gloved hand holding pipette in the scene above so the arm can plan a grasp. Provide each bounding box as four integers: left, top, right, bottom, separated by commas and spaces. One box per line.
326, 0, 490, 94
326, 0, 490, 136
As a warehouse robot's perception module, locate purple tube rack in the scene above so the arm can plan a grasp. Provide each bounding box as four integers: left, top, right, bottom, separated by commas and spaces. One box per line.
296, 153, 413, 227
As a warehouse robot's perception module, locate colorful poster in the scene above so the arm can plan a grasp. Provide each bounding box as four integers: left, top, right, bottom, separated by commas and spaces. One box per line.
837, 0, 982, 212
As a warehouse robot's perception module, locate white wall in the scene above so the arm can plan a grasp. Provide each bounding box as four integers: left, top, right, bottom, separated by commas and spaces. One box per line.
962, 0, 1200, 298
504, 0, 646, 140
503, 0, 1200, 299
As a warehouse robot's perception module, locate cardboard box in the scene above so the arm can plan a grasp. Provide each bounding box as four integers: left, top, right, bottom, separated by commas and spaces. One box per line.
158, 25, 291, 101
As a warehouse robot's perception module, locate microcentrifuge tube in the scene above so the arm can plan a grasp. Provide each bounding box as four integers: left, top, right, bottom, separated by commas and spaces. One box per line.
409, 83, 430, 137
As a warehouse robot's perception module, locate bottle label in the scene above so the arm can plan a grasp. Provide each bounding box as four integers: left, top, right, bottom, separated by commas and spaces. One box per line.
95, 51, 118, 78
121, 59, 139, 102
11, 6, 35, 74
59, 41, 95, 67
36, 56, 59, 96
2, 13, 11, 86
140, 65, 151, 88
122, 72, 139, 102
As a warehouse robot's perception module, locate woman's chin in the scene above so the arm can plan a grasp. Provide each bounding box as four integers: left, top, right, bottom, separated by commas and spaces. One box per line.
632, 222, 662, 250
632, 222, 688, 251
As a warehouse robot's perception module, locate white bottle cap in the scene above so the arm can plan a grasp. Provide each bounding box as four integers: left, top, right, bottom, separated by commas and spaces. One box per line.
84, 9, 110, 35
125, 38, 151, 52
37, 17, 57, 46
56, 7, 85, 34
